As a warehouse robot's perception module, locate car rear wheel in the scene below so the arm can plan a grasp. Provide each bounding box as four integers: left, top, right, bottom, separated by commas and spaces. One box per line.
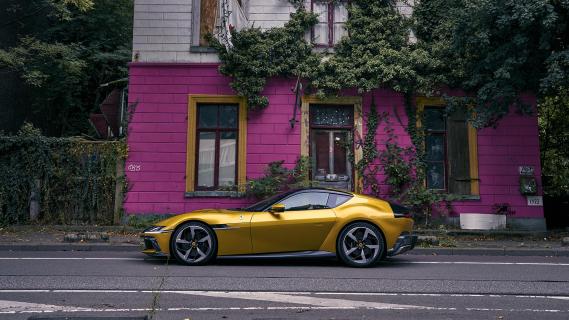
170, 222, 217, 265
337, 222, 385, 267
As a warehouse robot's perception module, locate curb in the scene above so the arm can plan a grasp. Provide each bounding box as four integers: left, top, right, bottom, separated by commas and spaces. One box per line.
0, 244, 140, 252
410, 247, 569, 257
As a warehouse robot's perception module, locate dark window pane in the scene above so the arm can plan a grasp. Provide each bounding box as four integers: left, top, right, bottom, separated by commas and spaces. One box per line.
311, 105, 353, 127
426, 162, 445, 189
279, 192, 329, 211
426, 135, 445, 161
327, 193, 352, 208
333, 132, 347, 174
219, 131, 237, 187
314, 131, 330, 175
198, 105, 218, 128
424, 108, 445, 131
219, 105, 238, 128
197, 132, 216, 187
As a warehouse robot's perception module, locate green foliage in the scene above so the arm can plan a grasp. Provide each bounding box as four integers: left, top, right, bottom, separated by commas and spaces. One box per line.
0, 0, 133, 136
414, 0, 568, 128
0, 123, 127, 225
309, 0, 434, 96
539, 90, 569, 197
208, 8, 319, 109
246, 156, 313, 199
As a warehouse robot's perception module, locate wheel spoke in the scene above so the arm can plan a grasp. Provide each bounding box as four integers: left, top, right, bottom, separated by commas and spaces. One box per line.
366, 244, 379, 250
189, 226, 196, 240
197, 235, 210, 244
347, 230, 358, 242
196, 247, 206, 259
183, 247, 193, 260
346, 247, 358, 255
360, 249, 367, 262
362, 229, 371, 241
176, 239, 190, 244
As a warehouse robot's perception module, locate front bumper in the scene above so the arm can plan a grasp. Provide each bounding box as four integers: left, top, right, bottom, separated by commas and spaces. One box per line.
141, 230, 172, 257
387, 233, 418, 257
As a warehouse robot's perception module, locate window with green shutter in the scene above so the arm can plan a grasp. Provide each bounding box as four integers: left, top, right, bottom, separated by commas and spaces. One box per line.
418, 98, 480, 197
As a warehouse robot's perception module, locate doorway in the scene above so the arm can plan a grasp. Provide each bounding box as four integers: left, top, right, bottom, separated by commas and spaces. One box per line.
309, 104, 354, 191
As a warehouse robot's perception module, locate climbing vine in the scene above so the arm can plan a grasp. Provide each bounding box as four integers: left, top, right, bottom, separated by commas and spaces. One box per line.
246, 156, 312, 199
0, 123, 127, 225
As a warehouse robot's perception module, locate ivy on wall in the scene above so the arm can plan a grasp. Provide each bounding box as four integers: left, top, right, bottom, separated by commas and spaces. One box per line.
0, 123, 127, 225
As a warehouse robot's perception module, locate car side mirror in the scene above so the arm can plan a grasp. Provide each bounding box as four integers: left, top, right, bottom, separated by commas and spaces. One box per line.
269, 203, 285, 214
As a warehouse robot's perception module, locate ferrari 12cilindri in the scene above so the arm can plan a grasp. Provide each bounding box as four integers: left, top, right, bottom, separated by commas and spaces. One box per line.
141, 188, 417, 267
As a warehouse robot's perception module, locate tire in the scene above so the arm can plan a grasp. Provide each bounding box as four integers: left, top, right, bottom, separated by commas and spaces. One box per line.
336, 222, 385, 267
170, 221, 217, 265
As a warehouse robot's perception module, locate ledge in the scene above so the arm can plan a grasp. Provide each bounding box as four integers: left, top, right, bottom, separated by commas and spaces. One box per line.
189, 46, 218, 53
185, 191, 245, 198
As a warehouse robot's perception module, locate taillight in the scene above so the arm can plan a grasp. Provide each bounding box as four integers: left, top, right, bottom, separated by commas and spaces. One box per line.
389, 202, 412, 218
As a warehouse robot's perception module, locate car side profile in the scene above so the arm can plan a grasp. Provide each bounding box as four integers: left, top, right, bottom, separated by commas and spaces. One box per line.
141, 188, 417, 267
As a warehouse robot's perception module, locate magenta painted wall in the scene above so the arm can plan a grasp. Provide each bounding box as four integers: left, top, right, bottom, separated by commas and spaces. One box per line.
125, 63, 544, 219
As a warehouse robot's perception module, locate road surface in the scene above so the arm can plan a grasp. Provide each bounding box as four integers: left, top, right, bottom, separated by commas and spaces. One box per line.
0, 250, 568, 319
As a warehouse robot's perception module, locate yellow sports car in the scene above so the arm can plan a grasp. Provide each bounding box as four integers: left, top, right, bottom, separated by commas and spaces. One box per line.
141, 188, 417, 267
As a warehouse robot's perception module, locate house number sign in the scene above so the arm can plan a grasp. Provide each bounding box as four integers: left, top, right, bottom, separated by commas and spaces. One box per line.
527, 196, 543, 206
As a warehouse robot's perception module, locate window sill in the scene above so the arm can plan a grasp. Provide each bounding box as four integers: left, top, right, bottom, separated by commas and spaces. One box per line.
451, 194, 481, 201
185, 191, 245, 198
189, 46, 218, 53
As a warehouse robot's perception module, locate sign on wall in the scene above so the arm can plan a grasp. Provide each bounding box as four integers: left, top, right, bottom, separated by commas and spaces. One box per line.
527, 196, 543, 206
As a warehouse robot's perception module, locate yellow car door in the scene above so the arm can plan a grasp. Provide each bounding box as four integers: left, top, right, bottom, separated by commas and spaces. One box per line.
250, 191, 337, 253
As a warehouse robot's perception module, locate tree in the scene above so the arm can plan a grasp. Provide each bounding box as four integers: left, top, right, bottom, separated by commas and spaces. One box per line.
0, 0, 132, 136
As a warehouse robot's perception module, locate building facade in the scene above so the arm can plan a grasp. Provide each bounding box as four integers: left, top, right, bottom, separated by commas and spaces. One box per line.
125, 0, 545, 230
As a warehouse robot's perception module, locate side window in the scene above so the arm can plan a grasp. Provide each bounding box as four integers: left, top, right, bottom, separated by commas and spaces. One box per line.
327, 193, 352, 208
279, 192, 329, 211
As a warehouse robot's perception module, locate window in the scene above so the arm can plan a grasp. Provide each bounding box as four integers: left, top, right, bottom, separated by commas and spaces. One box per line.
327, 193, 352, 208
192, 0, 249, 47
311, 1, 348, 47
424, 108, 447, 190
196, 104, 238, 189
279, 192, 330, 211
186, 95, 247, 195
417, 98, 480, 196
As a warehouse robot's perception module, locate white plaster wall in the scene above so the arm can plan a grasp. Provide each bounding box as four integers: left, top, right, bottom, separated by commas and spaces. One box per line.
132, 0, 416, 63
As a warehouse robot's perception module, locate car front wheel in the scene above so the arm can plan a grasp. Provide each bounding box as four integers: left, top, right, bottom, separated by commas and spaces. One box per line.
337, 222, 385, 267
170, 222, 217, 265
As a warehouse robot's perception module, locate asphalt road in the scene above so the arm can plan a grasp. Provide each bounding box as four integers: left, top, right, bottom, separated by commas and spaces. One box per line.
0, 251, 568, 320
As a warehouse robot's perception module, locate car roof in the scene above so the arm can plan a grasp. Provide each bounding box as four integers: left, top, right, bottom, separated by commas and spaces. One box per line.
289, 187, 353, 196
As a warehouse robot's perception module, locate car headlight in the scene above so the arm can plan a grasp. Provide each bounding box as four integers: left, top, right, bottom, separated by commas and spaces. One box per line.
143, 226, 166, 233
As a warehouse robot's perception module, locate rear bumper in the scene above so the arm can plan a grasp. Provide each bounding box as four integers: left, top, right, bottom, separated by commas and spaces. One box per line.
387, 234, 417, 257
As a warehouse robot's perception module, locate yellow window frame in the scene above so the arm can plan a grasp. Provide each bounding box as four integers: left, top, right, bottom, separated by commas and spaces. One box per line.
415, 97, 479, 196
301, 95, 364, 193
186, 95, 247, 193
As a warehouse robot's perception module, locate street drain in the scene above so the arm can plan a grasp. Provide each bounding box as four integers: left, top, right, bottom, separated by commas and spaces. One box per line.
28, 317, 148, 320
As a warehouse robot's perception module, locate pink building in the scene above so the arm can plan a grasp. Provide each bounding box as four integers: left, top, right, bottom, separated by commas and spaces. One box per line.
125, 0, 545, 230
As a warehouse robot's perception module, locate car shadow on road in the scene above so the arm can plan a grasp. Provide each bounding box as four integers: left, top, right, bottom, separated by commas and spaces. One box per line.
141, 256, 415, 268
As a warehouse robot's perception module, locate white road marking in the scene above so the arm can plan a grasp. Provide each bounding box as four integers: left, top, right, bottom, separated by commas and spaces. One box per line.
0, 291, 567, 314
165, 290, 425, 310
1, 289, 568, 301
0, 300, 93, 313
400, 261, 569, 266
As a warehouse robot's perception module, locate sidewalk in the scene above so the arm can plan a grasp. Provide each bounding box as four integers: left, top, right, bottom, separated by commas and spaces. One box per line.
0, 225, 568, 257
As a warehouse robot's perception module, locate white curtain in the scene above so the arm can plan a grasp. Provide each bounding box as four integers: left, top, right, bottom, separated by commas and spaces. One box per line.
215, 0, 250, 50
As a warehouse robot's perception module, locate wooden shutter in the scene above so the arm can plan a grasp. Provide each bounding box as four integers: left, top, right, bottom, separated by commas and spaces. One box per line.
446, 109, 471, 195
200, 0, 218, 46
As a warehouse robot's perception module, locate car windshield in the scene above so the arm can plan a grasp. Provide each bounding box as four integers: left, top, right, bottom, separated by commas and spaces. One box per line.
241, 190, 297, 212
